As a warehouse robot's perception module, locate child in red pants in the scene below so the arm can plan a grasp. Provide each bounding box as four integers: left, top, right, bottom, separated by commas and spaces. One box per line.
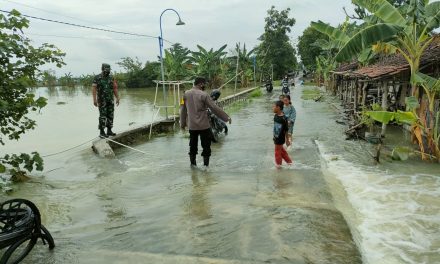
273, 100, 292, 168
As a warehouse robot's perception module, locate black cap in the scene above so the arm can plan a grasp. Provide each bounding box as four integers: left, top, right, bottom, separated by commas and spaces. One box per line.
101, 63, 111, 70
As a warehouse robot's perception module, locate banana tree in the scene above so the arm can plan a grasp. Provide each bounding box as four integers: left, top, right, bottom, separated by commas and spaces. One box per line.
414, 72, 440, 113
413, 72, 440, 159
314, 55, 336, 86
233, 43, 256, 87
190, 44, 228, 88
164, 43, 191, 80
337, 0, 440, 95
310, 20, 391, 84
310, 21, 346, 86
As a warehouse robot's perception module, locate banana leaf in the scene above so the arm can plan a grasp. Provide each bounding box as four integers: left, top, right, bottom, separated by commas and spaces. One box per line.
365, 110, 417, 125
353, 0, 407, 27
425, 1, 440, 31
405, 96, 420, 111
310, 21, 349, 43
414, 72, 440, 92
366, 111, 395, 124
395, 110, 418, 124
335, 23, 401, 62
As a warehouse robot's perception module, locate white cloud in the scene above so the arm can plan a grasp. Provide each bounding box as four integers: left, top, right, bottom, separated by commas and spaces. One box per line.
1, 0, 354, 76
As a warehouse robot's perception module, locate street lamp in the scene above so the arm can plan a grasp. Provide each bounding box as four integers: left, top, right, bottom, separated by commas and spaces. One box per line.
159, 8, 185, 120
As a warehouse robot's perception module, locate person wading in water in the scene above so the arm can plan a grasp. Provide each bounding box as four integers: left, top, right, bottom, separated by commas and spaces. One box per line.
180, 77, 231, 168
92, 63, 120, 138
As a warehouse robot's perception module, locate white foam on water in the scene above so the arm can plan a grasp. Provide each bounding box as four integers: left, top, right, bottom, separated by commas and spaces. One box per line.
316, 140, 440, 264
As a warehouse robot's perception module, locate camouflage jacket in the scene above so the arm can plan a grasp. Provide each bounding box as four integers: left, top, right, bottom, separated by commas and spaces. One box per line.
93, 74, 115, 102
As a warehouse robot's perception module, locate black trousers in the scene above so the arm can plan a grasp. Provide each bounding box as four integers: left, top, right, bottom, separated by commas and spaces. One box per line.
189, 129, 211, 157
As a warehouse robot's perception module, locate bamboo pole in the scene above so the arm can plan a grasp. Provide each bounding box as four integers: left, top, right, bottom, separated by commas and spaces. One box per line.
381, 81, 389, 137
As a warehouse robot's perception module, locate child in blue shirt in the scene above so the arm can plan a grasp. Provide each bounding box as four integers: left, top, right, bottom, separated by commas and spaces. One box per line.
282, 95, 296, 146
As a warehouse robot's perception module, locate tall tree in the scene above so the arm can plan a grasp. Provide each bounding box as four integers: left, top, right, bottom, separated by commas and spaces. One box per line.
0, 10, 65, 177
117, 57, 143, 73
256, 6, 298, 79
297, 27, 329, 71
113, 58, 160, 88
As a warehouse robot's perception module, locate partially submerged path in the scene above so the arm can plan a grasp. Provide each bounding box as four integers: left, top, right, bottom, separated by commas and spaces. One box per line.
17, 85, 361, 263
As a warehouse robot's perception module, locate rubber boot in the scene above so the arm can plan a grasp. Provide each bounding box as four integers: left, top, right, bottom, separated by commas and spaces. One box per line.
190, 155, 197, 167
203, 156, 210, 167
99, 128, 107, 138
107, 127, 116, 137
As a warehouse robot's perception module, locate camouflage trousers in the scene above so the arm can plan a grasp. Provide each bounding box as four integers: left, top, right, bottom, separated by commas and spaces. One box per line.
98, 100, 114, 130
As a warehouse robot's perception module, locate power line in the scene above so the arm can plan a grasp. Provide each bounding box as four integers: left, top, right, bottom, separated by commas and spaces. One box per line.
0, 9, 173, 42
0, 0, 122, 32
26, 32, 154, 41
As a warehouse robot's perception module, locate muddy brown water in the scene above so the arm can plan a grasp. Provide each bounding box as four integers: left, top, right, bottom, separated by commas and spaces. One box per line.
1, 84, 439, 263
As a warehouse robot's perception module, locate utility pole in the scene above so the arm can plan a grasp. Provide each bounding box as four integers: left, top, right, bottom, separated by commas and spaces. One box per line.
253, 56, 257, 88
234, 42, 240, 94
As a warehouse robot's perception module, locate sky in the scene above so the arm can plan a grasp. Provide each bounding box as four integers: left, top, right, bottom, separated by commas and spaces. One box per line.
1, 0, 355, 76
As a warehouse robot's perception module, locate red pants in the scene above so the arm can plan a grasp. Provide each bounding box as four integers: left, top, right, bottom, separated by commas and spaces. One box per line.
275, 144, 292, 165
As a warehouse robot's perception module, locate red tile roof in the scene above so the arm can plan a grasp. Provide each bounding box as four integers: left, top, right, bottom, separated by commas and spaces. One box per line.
333, 35, 440, 80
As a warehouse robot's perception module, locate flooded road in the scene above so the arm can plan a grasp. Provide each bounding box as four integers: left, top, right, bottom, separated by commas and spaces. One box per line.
1, 84, 439, 263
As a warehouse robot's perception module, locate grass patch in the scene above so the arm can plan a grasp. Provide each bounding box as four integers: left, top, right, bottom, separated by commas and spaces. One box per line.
301, 88, 322, 100
249, 89, 263, 98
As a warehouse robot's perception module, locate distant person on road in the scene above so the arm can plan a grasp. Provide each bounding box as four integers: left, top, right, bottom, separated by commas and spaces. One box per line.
273, 100, 292, 168
180, 77, 231, 168
92, 63, 120, 138
282, 95, 296, 148
282, 75, 290, 95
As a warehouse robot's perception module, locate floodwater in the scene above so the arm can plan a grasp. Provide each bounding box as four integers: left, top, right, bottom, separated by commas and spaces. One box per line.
1, 84, 439, 263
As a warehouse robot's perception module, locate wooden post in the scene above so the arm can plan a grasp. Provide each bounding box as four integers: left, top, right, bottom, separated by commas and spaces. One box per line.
399, 83, 408, 108
381, 81, 389, 137
354, 81, 358, 111
362, 83, 368, 107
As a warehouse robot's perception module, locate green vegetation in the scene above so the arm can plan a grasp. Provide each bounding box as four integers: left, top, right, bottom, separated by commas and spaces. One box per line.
36, 6, 299, 91
190, 44, 228, 88
0, 10, 65, 179
297, 27, 329, 72
303, 0, 440, 161
249, 89, 263, 98
256, 6, 298, 80
116, 57, 160, 88
301, 88, 322, 100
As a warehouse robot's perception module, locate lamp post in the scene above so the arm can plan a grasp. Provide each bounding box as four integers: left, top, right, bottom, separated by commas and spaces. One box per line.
159, 8, 185, 120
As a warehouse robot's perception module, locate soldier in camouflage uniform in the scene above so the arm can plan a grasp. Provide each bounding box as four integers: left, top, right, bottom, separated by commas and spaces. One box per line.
92, 63, 120, 137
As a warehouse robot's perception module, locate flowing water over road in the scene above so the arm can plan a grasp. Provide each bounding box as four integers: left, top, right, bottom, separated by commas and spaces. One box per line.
1, 85, 439, 263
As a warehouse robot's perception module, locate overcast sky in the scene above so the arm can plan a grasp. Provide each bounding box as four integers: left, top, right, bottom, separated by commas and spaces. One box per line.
1, 0, 354, 76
